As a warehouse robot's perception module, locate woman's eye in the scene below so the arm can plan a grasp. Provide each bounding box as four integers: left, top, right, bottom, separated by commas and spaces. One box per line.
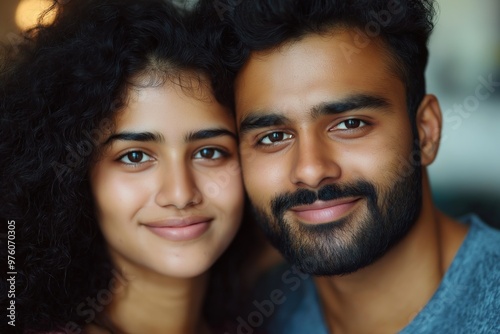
334, 119, 367, 130
259, 132, 293, 145
119, 151, 152, 164
194, 148, 226, 160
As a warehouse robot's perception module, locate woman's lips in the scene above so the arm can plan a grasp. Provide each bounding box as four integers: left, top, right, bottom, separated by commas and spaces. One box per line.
143, 216, 213, 241
289, 198, 361, 224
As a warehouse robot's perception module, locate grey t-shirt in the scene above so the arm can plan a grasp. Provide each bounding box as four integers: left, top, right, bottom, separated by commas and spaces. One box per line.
252, 215, 500, 334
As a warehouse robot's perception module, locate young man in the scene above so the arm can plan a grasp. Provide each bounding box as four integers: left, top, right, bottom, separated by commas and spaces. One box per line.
199, 0, 500, 333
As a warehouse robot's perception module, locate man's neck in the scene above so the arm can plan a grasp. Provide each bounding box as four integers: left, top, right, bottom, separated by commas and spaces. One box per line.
314, 181, 469, 334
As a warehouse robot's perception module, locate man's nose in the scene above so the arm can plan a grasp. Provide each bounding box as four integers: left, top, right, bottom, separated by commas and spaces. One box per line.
290, 134, 341, 189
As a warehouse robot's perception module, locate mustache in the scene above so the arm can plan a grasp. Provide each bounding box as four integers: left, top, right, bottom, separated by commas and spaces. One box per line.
271, 181, 377, 219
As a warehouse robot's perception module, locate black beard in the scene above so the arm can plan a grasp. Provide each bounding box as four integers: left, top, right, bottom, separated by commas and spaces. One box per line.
252, 166, 422, 276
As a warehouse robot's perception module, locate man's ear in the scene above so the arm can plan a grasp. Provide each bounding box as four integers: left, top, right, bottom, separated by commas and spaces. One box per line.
416, 94, 442, 166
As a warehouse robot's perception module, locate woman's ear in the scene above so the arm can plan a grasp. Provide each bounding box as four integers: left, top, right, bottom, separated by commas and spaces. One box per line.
416, 94, 443, 166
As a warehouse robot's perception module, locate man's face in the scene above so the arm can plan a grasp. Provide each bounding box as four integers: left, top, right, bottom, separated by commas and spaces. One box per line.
235, 30, 423, 275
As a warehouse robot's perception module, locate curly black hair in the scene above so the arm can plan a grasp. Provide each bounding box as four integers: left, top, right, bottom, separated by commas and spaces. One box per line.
194, 0, 437, 128
0, 0, 254, 332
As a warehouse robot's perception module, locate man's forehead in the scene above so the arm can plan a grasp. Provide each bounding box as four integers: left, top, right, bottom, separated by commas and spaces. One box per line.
234, 28, 403, 113
234, 29, 404, 120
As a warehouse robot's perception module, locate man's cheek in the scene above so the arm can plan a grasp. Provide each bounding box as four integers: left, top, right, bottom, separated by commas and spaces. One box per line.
241, 158, 266, 189
239, 145, 258, 164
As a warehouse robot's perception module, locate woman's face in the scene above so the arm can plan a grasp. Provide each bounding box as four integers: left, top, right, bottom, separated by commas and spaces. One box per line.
90, 76, 244, 278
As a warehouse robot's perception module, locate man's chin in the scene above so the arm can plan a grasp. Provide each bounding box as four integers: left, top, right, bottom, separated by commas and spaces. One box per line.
252, 173, 422, 276
267, 215, 414, 276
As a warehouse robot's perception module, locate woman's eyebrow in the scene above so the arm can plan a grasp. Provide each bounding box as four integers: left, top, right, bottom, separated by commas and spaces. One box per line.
102, 128, 236, 147
184, 128, 237, 143
102, 131, 164, 146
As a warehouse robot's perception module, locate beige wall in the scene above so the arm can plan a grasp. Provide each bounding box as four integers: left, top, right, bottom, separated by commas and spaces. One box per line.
0, 0, 21, 43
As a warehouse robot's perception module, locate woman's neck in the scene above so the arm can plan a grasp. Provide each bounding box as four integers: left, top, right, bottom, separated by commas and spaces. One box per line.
101, 266, 211, 334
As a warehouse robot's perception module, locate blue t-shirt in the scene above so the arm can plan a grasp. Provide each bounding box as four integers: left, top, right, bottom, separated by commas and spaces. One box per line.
251, 215, 500, 334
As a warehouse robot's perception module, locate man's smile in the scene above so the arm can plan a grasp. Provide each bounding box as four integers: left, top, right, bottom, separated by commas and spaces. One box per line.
289, 197, 362, 224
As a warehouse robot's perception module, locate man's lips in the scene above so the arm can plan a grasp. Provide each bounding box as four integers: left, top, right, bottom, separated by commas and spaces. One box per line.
289, 197, 362, 224
142, 216, 213, 241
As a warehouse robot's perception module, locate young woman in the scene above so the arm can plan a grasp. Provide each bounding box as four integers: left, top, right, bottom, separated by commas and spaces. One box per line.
0, 0, 257, 332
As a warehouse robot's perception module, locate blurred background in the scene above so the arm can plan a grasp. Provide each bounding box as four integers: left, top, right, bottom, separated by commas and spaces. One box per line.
1, 0, 499, 227
425, 0, 500, 227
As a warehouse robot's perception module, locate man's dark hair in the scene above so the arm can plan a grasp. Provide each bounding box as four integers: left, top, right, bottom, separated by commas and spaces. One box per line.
196, 0, 436, 125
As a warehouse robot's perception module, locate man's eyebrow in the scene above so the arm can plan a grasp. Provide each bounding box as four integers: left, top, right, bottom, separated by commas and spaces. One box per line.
239, 114, 289, 136
238, 94, 391, 135
184, 128, 237, 143
103, 131, 164, 146
311, 94, 391, 118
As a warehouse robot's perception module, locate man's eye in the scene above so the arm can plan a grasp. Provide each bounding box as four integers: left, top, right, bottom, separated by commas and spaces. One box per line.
334, 119, 367, 130
259, 132, 293, 145
119, 151, 153, 164
194, 148, 226, 160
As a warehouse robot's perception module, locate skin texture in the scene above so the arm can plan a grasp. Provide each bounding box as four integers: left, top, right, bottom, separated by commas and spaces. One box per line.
235, 29, 468, 334
89, 75, 243, 333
